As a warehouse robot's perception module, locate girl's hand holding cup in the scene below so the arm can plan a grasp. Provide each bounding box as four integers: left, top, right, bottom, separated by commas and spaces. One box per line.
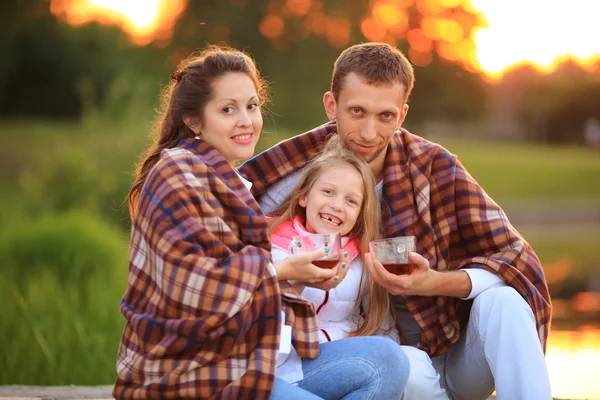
284, 232, 350, 291
275, 247, 337, 283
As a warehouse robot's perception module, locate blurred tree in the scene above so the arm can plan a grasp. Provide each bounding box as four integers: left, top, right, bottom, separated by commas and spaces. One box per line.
505, 62, 600, 143
0, 0, 489, 130
0, 0, 81, 117
407, 54, 490, 124
168, 0, 488, 131
0, 0, 170, 119
543, 83, 600, 144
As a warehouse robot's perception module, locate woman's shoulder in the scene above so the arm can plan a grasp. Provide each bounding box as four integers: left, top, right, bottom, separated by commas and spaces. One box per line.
159, 146, 200, 168
140, 147, 219, 199
152, 146, 221, 180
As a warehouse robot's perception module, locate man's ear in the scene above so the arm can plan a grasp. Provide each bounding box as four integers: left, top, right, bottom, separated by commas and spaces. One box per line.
323, 91, 337, 122
183, 115, 202, 134
397, 103, 409, 129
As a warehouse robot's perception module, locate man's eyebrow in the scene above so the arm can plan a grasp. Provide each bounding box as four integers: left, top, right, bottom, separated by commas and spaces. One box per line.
346, 102, 397, 114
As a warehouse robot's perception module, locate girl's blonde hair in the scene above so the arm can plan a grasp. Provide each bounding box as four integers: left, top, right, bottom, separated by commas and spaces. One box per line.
268, 135, 394, 337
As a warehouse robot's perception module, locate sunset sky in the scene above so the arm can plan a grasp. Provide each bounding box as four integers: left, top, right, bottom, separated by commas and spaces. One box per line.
49, 0, 600, 80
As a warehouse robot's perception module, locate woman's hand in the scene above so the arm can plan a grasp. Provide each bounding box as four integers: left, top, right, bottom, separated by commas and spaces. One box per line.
274, 248, 336, 283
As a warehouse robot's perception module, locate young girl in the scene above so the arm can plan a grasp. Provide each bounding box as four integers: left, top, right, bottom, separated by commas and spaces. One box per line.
268, 138, 401, 383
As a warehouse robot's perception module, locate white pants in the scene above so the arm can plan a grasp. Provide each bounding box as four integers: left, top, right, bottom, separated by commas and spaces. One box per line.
401, 286, 552, 400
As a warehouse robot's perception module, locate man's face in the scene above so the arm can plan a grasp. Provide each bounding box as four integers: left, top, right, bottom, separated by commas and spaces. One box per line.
323, 72, 408, 173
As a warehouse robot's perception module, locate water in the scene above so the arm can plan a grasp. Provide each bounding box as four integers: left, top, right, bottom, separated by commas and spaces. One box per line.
547, 327, 600, 399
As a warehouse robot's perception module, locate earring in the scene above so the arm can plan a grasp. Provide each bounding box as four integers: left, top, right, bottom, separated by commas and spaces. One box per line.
195, 134, 201, 140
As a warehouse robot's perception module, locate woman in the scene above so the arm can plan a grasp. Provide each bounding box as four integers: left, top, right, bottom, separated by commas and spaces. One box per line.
114, 45, 409, 399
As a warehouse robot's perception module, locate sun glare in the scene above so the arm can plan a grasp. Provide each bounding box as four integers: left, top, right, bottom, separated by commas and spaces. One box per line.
546, 330, 600, 399
51, 0, 600, 78
351, 0, 600, 79
50, 0, 187, 45
470, 0, 600, 79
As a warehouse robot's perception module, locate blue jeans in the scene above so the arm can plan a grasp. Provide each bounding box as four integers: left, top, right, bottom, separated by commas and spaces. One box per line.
270, 336, 409, 400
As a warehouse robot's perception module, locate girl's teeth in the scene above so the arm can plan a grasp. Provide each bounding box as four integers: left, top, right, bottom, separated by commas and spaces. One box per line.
320, 215, 340, 226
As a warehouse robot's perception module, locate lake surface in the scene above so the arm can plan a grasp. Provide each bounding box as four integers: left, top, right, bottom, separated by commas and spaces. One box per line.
547, 327, 600, 399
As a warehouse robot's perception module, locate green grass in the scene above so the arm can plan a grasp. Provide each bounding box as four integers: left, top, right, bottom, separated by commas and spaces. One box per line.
435, 138, 600, 203
2, 122, 599, 203
0, 211, 129, 385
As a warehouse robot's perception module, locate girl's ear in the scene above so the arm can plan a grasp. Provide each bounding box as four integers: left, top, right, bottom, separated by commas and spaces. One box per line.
299, 194, 308, 208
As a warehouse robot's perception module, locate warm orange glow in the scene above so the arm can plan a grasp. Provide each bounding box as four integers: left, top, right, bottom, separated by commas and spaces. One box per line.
422, 17, 444, 40
416, 0, 444, 15
373, 3, 405, 27
395, 0, 415, 7
571, 292, 600, 313
360, 0, 600, 77
439, 0, 462, 7
54, 0, 600, 79
325, 17, 352, 48
440, 19, 463, 43
546, 329, 600, 399
409, 48, 433, 66
407, 29, 432, 53
259, 15, 286, 40
284, 0, 312, 17
306, 12, 328, 36
50, 0, 187, 46
361, 17, 388, 42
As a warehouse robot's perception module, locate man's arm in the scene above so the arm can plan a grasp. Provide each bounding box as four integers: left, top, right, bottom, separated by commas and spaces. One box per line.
431, 269, 472, 298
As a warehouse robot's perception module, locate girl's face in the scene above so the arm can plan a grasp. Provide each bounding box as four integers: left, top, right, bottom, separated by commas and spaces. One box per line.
299, 163, 364, 237
194, 72, 262, 165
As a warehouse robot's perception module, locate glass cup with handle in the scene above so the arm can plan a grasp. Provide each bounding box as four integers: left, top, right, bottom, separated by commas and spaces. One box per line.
369, 236, 417, 275
289, 232, 342, 269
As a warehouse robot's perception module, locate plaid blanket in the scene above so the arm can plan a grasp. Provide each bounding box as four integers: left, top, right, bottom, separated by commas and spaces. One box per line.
240, 122, 552, 357
114, 138, 319, 399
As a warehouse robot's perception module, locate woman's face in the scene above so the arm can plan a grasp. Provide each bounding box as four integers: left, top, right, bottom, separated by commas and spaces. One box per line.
193, 72, 263, 164
299, 163, 364, 237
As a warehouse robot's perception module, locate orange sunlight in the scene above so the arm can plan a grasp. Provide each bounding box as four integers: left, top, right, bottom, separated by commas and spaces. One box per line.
51, 0, 600, 79
49, 0, 187, 45
469, 0, 600, 80
362, 0, 600, 79
546, 329, 600, 400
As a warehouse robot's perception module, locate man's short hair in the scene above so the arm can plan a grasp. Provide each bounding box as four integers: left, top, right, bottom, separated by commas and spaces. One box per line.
331, 42, 415, 103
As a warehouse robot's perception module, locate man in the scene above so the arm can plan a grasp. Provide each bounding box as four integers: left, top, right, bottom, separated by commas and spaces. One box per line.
240, 43, 552, 400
